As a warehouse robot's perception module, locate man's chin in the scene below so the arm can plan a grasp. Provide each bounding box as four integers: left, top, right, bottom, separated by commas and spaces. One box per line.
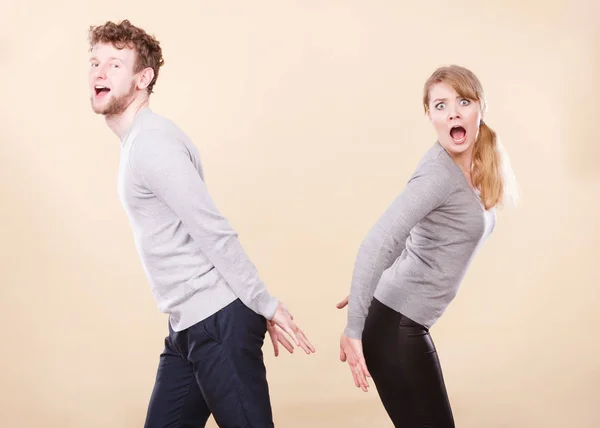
90, 87, 136, 117
90, 99, 108, 115
90, 101, 121, 116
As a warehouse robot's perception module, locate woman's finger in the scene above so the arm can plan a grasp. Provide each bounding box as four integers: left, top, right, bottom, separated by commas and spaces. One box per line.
359, 357, 371, 378
350, 364, 360, 388
336, 296, 349, 309
356, 365, 369, 391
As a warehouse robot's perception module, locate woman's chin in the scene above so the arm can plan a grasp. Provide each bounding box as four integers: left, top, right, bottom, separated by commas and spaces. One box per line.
440, 138, 474, 156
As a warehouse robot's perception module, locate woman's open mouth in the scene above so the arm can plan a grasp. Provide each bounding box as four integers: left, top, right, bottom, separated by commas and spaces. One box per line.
450, 125, 466, 144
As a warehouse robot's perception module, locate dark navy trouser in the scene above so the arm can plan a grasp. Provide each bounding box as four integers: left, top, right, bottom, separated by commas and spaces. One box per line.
144, 299, 273, 428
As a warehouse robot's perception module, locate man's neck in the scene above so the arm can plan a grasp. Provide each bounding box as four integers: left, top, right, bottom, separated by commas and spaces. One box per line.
105, 95, 150, 141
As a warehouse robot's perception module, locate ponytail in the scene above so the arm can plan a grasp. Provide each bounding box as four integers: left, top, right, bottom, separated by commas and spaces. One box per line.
423, 65, 518, 210
472, 122, 518, 210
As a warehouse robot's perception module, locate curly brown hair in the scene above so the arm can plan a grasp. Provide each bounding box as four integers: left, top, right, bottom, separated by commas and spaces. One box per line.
88, 19, 164, 94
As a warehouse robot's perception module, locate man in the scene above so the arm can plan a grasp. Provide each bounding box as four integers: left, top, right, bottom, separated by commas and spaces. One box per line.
88, 19, 315, 427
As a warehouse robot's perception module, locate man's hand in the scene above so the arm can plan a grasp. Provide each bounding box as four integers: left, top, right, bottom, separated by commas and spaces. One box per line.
266, 320, 294, 357
267, 302, 315, 356
339, 334, 371, 392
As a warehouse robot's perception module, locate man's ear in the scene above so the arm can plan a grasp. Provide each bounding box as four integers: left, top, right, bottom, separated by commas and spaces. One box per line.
137, 67, 155, 91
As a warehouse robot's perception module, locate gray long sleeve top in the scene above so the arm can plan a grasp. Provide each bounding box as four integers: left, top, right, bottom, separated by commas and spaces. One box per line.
117, 107, 278, 332
344, 141, 496, 339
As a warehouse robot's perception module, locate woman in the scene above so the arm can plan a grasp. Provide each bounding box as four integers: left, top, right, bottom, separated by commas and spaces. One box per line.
337, 65, 517, 427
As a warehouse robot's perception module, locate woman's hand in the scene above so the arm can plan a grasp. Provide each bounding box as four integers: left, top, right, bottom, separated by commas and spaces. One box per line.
339, 334, 371, 392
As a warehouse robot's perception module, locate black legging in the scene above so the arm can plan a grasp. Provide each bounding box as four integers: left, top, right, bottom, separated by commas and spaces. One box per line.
362, 298, 455, 427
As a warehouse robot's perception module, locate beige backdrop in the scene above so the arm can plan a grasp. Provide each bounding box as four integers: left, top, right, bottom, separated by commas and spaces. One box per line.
1, 0, 599, 427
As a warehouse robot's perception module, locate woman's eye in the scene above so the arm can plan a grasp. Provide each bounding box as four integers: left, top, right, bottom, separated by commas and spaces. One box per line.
435, 103, 445, 110
460, 99, 470, 106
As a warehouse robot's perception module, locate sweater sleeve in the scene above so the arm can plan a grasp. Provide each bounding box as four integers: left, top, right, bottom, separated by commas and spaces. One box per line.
129, 130, 279, 320
344, 160, 456, 339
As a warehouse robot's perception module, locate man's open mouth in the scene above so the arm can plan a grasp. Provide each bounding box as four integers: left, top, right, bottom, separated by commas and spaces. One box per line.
94, 85, 111, 96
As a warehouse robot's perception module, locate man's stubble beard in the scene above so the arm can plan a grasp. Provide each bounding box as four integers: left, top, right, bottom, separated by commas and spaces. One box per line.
91, 81, 137, 116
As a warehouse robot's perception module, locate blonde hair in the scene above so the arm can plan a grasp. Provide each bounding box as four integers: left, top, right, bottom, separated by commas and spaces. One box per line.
422, 65, 518, 210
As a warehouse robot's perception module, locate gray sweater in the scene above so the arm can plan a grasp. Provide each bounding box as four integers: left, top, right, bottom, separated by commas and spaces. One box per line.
345, 141, 496, 339
117, 108, 278, 332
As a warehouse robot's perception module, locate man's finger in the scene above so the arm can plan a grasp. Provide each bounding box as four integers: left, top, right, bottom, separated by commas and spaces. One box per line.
281, 324, 300, 346
296, 330, 315, 354
267, 324, 279, 357
277, 330, 294, 354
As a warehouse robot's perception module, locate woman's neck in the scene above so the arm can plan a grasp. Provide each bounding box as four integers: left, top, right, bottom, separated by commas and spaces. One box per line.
450, 148, 476, 190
